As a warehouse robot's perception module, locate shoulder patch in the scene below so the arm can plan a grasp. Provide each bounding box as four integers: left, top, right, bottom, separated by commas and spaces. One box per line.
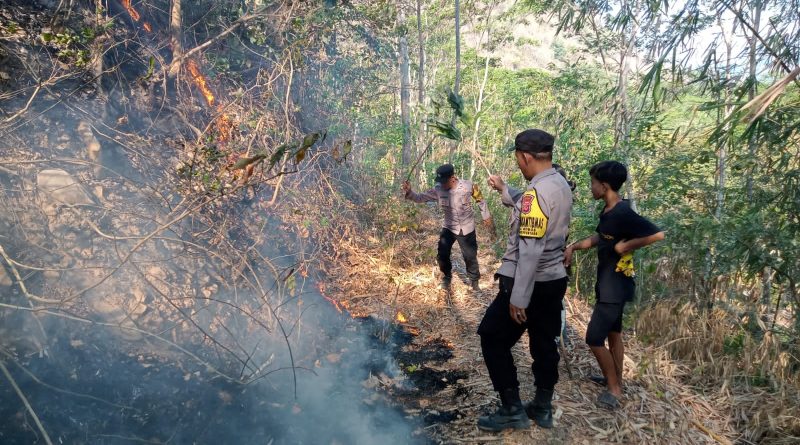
519, 190, 548, 238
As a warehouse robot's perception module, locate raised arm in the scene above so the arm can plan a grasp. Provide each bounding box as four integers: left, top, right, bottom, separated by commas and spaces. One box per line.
488, 175, 523, 207
402, 180, 438, 203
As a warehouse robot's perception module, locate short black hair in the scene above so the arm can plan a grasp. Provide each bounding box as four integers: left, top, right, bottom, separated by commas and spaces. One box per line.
589, 161, 627, 191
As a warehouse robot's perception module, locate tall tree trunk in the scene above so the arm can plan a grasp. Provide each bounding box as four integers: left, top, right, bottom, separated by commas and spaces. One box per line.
168, 0, 183, 78
399, 7, 413, 172
615, 0, 639, 209
470, 3, 495, 181
415, 0, 427, 186
449, 0, 461, 161
746, 0, 764, 200
746, 0, 771, 307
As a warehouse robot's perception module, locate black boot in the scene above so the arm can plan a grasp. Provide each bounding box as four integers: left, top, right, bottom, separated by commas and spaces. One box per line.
525, 388, 554, 428
477, 388, 531, 432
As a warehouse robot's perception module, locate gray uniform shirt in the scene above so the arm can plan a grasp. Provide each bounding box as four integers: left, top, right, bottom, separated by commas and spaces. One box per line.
405, 178, 491, 235
496, 168, 573, 308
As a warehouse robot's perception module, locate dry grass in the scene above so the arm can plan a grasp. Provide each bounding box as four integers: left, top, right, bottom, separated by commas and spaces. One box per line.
281, 175, 800, 444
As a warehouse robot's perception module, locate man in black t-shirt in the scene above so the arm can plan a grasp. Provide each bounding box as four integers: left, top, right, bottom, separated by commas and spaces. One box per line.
563, 161, 664, 410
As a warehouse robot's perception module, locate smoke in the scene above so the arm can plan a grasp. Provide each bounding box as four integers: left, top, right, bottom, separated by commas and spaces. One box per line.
0, 2, 422, 443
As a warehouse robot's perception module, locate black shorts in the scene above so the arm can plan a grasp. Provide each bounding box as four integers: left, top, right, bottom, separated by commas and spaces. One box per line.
585, 301, 624, 347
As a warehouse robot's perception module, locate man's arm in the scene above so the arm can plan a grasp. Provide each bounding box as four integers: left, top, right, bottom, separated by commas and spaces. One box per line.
564, 234, 600, 267
614, 231, 665, 255
402, 180, 438, 203
488, 175, 522, 208
508, 189, 549, 313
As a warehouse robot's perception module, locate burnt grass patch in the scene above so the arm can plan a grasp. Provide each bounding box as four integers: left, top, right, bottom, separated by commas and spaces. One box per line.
351, 316, 468, 429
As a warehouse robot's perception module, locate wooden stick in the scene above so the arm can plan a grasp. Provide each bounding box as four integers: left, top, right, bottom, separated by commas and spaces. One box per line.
405, 137, 436, 182
0, 360, 54, 445
690, 419, 733, 445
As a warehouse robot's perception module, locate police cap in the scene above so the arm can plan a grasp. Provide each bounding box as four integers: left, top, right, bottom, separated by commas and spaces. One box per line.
435, 164, 455, 183
512, 129, 555, 154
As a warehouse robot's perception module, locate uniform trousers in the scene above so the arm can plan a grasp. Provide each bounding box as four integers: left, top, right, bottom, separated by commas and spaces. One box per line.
437, 228, 480, 280
478, 275, 567, 392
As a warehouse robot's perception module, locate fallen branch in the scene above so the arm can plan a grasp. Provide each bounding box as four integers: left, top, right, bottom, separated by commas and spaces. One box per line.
690, 418, 733, 445
0, 359, 54, 445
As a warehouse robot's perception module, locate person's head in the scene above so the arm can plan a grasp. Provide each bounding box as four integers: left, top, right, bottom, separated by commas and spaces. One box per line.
513, 129, 554, 180
435, 164, 458, 190
552, 163, 576, 192
589, 160, 627, 200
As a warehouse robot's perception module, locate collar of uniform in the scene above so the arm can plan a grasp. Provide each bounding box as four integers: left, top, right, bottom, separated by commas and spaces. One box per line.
528, 167, 557, 188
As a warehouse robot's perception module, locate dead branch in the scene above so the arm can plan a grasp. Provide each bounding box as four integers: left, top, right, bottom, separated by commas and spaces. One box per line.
0, 359, 54, 445
168, 7, 269, 77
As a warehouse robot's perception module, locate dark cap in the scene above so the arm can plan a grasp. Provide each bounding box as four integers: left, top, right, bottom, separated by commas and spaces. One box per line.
512, 129, 555, 154
435, 164, 455, 183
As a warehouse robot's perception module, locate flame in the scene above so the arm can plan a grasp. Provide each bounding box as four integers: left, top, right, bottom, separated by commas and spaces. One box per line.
186, 59, 215, 107
143, 22, 152, 32
317, 283, 362, 316
121, 0, 141, 22
396, 312, 407, 323
216, 112, 232, 142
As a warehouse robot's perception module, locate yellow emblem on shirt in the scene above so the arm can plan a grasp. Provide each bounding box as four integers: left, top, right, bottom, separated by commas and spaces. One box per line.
615, 253, 635, 277
519, 190, 548, 238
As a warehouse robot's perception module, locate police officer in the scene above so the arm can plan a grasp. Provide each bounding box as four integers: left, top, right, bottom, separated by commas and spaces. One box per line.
402, 164, 493, 291
477, 129, 573, 431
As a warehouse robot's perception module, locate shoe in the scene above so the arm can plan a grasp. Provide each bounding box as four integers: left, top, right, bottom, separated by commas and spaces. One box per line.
596, 390, 621, 410
587, 375, 608, 387
477, 388, 531, 432
438, 276, 452, 290
470, 279, 480, 291
524, 388, 554, 429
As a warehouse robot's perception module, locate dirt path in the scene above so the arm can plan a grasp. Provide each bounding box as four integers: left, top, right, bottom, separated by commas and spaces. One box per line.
322, 207, 731, 444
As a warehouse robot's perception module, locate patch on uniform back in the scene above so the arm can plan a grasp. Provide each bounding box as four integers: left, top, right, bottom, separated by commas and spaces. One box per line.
519, 190, 548, 238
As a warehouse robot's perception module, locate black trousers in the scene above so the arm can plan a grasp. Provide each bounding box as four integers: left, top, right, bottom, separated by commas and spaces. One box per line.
437, 228, 480, 280
478, 275, 567, 392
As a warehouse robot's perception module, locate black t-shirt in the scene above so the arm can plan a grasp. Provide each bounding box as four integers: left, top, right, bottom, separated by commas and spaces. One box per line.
595, 200, 661, 303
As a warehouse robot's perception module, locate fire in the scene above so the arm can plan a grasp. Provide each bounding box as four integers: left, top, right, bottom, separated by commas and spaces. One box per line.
121, 0, 141, 22
143, 22, 152, 32
396, 312, 407, 323
216, 112, 232, 142
317, 283, 349, 314
186, 59, 215, 107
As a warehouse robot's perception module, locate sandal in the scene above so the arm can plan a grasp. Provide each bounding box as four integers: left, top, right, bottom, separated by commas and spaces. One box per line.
596, 390, 621, 410
588, 375, 608, 387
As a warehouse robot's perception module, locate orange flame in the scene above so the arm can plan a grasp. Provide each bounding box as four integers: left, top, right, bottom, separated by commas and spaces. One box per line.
317, 283, 360, 316
216, 111, 232, 142
396, 312, 407, 323
143, 22, 152, 32
186, 59, 215, 107
121, 0, 141, 22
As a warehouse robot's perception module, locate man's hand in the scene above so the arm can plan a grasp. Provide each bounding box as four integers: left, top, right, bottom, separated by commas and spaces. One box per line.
487, 175, 505, 192
563, 245, 574, 267
401, 180, 411, 193
509, 303, 527, 324
614, 240, 629, 255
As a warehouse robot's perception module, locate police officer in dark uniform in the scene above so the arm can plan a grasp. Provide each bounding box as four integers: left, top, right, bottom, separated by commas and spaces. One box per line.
477, 129, 573, 431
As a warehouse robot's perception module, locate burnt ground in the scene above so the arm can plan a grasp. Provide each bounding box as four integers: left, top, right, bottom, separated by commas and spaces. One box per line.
319, 204, 737, 445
